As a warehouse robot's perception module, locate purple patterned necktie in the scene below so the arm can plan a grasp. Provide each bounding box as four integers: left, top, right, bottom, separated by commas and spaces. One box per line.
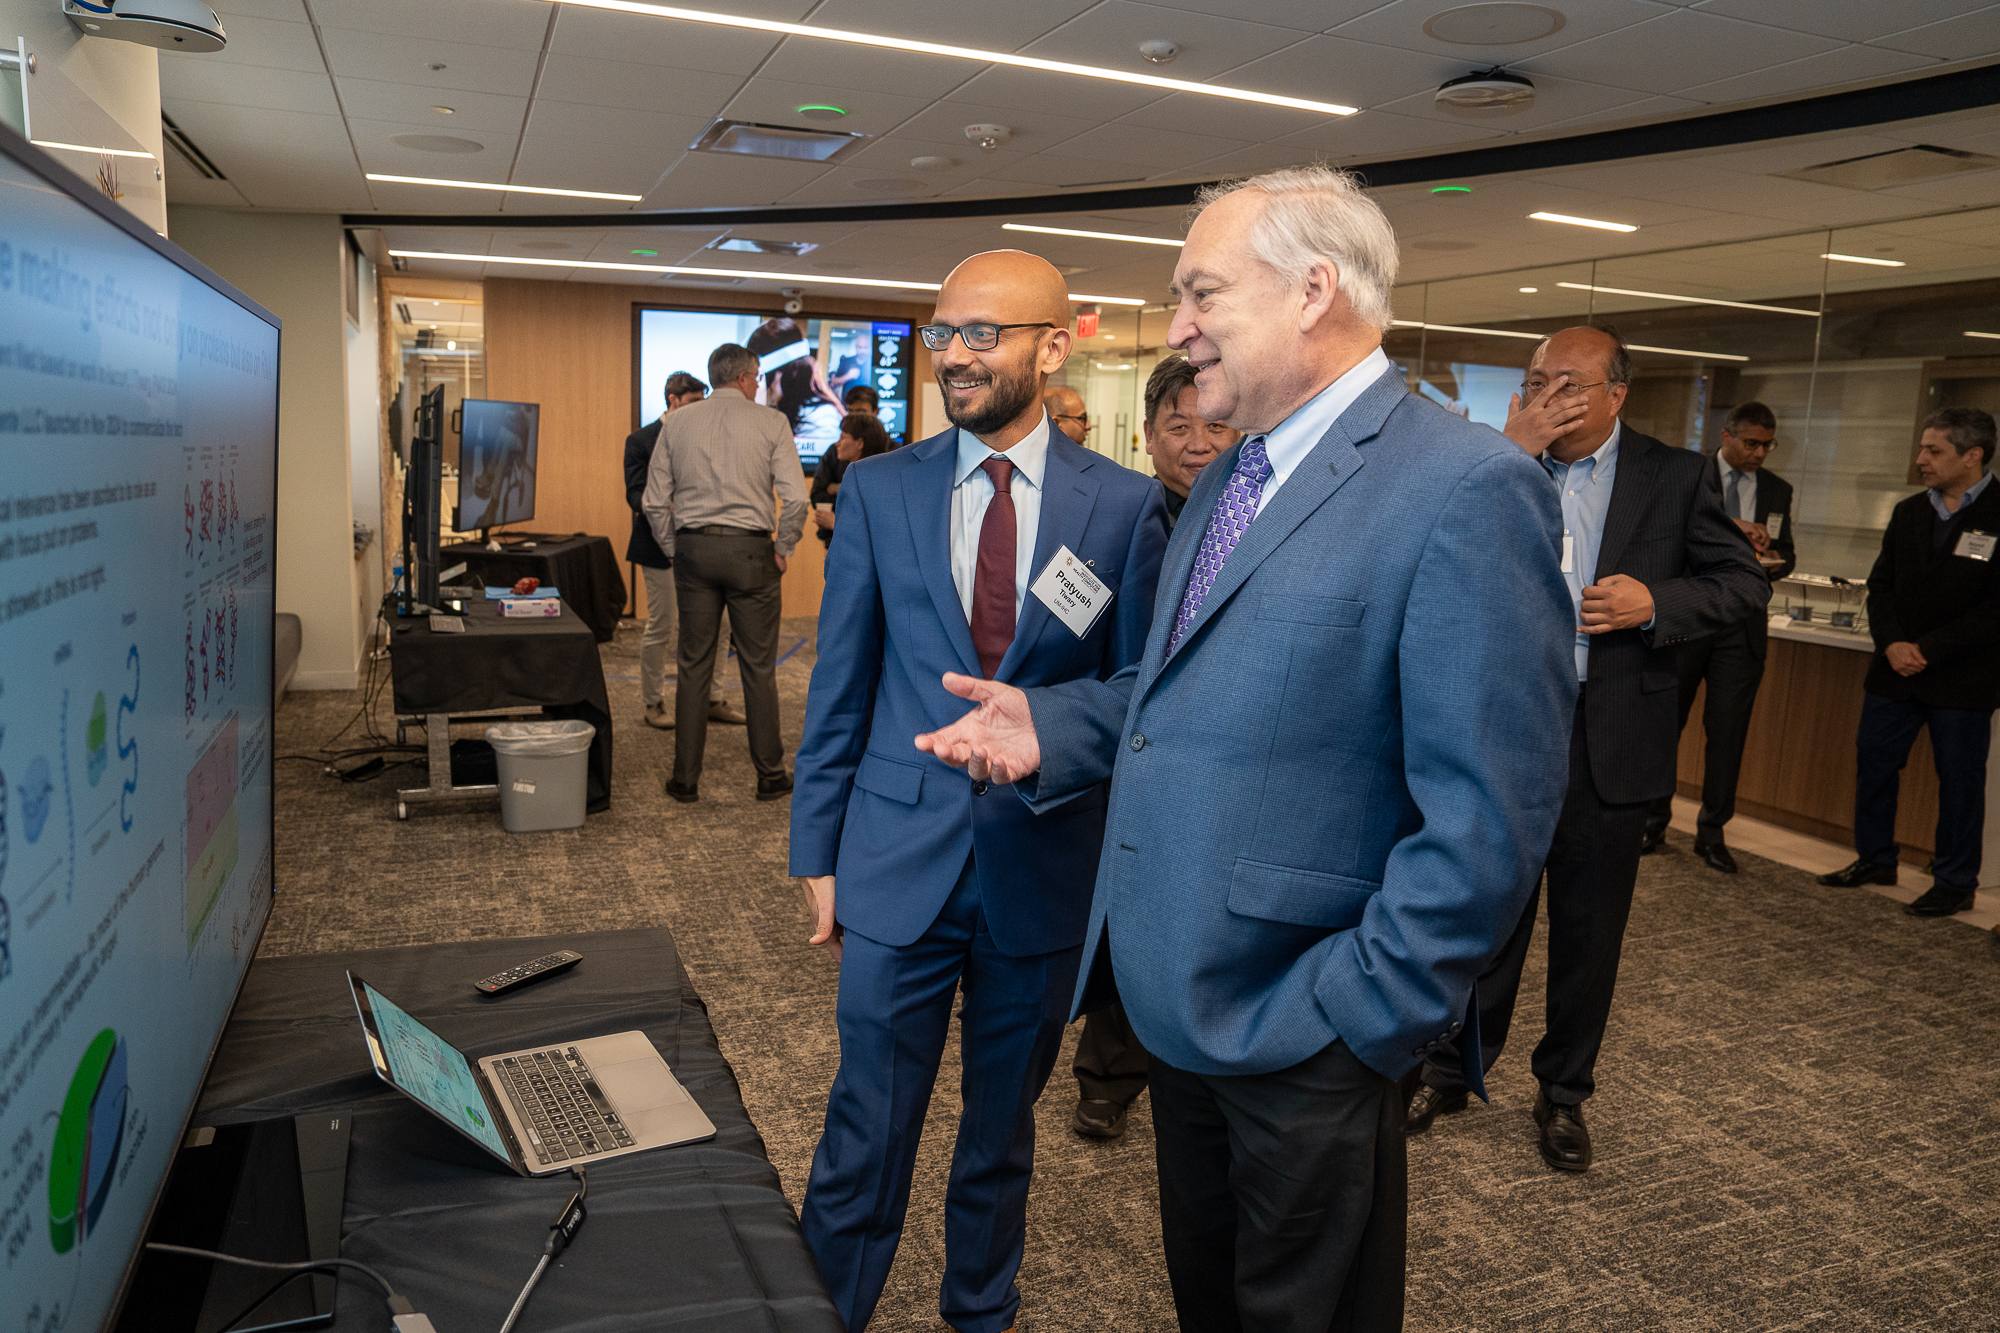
1169, 435, 1271, 653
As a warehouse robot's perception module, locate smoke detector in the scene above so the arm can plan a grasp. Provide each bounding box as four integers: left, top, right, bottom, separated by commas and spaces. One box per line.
1435, 68, 1535, 115
1138, 39, 1178, 64
965, 124, 1012, 151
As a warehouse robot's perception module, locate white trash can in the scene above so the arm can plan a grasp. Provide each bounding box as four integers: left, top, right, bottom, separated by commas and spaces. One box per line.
486, 720, 595, 832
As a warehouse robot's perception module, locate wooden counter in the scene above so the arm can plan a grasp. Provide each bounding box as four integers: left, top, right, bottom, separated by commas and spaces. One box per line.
1675, 617, 1941, 863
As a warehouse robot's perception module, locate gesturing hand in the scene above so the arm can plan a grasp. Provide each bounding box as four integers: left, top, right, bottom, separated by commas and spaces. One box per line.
1504, 376, 1590, 458
913, 673, 1042, 785
801, 875, 842, 962
1580, 573, 1655, 634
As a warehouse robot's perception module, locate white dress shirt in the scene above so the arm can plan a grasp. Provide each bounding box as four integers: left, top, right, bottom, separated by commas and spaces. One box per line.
950, 415, 1052, 624
1252, 347, 1392, 516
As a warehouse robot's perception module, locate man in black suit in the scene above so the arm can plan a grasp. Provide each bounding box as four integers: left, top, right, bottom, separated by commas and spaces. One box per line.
1407, 326, 1769, 1171
1642, 402, 1795, 872
624, 371, 742, 730
1819, 407, 1999, 917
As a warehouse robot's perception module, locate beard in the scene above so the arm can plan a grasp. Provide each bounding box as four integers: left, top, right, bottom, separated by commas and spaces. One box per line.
939, 357, 1040, 437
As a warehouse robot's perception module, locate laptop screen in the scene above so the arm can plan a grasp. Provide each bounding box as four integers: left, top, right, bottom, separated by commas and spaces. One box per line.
356, 980, 511, 1160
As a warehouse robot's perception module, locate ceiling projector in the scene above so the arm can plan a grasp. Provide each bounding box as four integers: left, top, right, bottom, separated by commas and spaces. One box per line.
1435, 68, 1535, 115
63, 0, 227, 53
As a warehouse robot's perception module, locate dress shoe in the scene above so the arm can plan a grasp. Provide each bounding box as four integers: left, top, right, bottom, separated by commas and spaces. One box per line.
755, 772, 794, 801
664, 778, 699, 804
1695, 840, 1738, 875
1638, 826, 1666, 856
1904, 885, 1975, 917
1073, 1099, 1128, 1140
1533, 1092, 1592, 1172
643, 702, 673, 730
708, 700, 748, 725
1818, 858, 1897, 888
1404, 1084, 1468, 1135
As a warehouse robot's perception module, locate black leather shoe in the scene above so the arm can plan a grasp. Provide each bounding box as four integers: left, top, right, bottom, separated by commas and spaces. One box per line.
755, 772, 794, 801
1695, 841, 1738, 875
1073, 1099, 1128, 1140
664, 778, 699, 803
1905, 885, 1975, 917
1639, 827, 1666, 855
1533, 1092, 1592, 1172
1818, 858, 1897, 888
1405, 1084, 1469, 1135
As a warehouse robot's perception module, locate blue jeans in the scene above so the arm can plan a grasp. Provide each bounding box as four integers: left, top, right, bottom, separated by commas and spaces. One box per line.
1853, 692, 1993, 891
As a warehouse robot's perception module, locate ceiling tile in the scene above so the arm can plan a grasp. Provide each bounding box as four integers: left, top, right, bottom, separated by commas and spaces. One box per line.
645, 151, 834, 208
1513, 10, 1843, 97
1366, 72, 1666, 138
719, 77, 939, 138
775, 166, 955, 208
305, 0, 553, 49
879, 99, 1107, 156
159, 57, 338, 114
1700, 174, 1946, 226
1676, 42, 1940, 104
346, 116, 514, 172
335, 77, 527, 135
225, 167, 376, 209
751, 36, 981, 102
1528, 92, 1705, 131
1130, 0, 1380, 31
977, 150, 1161, 188
802, 0, 1097, 49
947, 65, 1172, 122
1023, 1, 1317, 83
164, 13, 325, 73
164, 170, 253, 207
1693, 0, 1994, 43
1330, 0, 1668, 63
1694, 133, 1918, 175
1214, 35, 1473, 111
1110, 92, 1347, 145
213, 0, 309, 21
365, 180, 503, 214
532, 54, 744, 119
1270, 107, 1505, 158
1870, 6, 2000, 57
1039, 120, 1255, 171
317, 28, 541, 94
1151, 141, 1313, 180
160, 101, 356, 172
1870, 169, 2000, 208
507, 134, 677, 196
525, 100, 707, 149
547, 7, 783, 73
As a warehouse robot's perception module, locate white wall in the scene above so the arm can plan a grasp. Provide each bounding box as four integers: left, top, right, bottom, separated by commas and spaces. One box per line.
169, 206, 361, 689
347, 248, 382, 651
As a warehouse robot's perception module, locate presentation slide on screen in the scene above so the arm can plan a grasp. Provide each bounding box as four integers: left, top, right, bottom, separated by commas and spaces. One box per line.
636, 308, 914, 467
0, 151, 278, 1331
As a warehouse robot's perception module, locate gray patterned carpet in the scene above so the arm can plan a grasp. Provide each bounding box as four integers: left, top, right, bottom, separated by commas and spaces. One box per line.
266, 616, 2000, 1332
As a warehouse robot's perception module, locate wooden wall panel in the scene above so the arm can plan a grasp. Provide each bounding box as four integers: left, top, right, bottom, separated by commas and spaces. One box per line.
483, 277, 932, 620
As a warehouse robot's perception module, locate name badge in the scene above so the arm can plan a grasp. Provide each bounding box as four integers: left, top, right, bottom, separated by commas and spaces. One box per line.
1768, 511, 1785, 541
1030, 545, 1112, 639
1560, 530, 1574, 575
1956, 529, 1996, 562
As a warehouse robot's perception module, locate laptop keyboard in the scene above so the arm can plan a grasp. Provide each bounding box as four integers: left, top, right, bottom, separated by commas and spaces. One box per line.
493, 1046, 635, 1165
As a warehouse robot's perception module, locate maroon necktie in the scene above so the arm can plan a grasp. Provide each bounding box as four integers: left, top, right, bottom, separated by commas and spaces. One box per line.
970, 457, 1017, 678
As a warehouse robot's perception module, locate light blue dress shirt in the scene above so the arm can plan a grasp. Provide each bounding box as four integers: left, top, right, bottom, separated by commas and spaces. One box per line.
1928, 467, 1992, 520
1544, 421, 1621, 682
950, 414, 1051, 624
1716, 451, 1757, 520
1253, 347, 1392, 516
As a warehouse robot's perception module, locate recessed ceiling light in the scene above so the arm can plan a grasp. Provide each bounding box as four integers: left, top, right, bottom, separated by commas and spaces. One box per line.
431, 106, 455, 114
447, 340, 456, 350
796, 104, 847, 120
694, 119, 866, 162
1389, 319, 1746, 362
1967, 330, 2000, 340
1529, 211, 1637, 232
366, 172, 644, 201
32, 140, 156, 159
1518, 286, 1538, 292
540, 0, 1359, 116
1822, 252, 1906, 267
1431, 185, 1473, 194
1424, 3, 1565, 44
1553, 280, 1817, 317
1103, 334, 1116, 339
1003, 222, 1181, 247
387, 249, 1148, 304
1435, 69, 1535, 115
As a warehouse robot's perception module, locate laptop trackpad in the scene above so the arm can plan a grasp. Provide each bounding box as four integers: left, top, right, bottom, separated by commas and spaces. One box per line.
595, 1057, 690, 1111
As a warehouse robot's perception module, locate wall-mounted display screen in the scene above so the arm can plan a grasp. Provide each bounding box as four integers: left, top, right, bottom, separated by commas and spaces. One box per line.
453, 398, 539, 533
0, 129, 280, 1331
635, 308, 914, 469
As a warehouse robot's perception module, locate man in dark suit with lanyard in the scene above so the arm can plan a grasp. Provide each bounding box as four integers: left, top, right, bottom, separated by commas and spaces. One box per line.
1641, 401, 1795, 871
1408, 326, 1769, 1171
1820, 407, 1999, 917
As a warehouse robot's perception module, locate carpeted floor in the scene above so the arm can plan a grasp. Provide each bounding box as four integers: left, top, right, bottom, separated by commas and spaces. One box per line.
267, 615, 2000, 1332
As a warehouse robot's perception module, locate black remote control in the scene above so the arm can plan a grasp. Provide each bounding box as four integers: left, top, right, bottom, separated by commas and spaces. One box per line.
475, 950, 583, 996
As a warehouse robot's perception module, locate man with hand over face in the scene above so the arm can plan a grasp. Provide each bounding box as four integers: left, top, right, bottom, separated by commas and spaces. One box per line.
791, 251, 1167, 1333
913, 165, 1578, 1331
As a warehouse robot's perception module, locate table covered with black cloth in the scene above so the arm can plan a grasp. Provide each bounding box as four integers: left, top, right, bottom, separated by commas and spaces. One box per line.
443, 533, 627, 642
188, 927, 842, 1331
389, 598, 613, 812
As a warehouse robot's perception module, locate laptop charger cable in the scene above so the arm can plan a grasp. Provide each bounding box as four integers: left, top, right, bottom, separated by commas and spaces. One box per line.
497, 1167, 589, 1333
142, 1242, 438, 1331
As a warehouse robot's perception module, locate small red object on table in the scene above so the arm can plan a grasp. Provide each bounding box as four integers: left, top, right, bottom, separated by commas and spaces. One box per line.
512, 577, 540, 596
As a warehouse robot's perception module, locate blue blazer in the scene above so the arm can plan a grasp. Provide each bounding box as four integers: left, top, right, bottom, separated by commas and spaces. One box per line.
789, 424, 1169, 957
1026, 369, 1576, 1093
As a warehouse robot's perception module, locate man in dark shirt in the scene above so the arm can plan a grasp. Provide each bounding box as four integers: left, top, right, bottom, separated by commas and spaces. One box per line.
1140, 354, 1241, 528
1820, 407, 1999, 916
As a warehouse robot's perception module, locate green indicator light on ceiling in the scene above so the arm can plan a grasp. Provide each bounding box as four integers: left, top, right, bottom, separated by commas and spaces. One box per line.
797, 104, 848, 120
1432, 185, 1473, 194
631, 249, 659, 256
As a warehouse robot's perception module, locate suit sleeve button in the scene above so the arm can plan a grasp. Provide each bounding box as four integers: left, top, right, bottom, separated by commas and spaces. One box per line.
972, 780, 989, 796
1130, 733, 1147, 752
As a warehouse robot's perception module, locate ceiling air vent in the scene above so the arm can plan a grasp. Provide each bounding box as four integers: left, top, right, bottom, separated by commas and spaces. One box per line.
1781, 145, 2000, 191
692, 120, 868, 163
161, 112, 227, 179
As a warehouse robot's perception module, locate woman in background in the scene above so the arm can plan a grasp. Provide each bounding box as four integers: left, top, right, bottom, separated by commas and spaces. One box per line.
810, 412, 893, 550
748, 317, 845, 456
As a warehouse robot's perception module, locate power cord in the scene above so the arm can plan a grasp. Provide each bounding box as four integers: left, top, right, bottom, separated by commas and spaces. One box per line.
497, 1167, 589, 1333
142, 1243, 437, 1331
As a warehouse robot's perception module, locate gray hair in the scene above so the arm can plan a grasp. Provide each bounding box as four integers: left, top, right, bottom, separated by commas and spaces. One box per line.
1925, 406, 1997, 466
708, 342, 757, 388
1191, 164, 1399, 332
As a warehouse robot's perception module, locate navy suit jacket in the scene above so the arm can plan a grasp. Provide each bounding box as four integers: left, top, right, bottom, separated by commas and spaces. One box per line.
789, 423, 1170, 957
1024, 368, 1576, 1093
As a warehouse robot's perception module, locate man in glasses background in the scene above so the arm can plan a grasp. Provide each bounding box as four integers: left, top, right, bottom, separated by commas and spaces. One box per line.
790, 249, 1168, 1333
1642, 402, 1795, 871
1043, 384, 1090, 445
1408, 326, 1768, 1173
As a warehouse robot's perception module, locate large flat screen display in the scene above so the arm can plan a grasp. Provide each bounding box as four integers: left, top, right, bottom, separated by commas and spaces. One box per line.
453, 398, 538, 532
635, 307, 914, 469
0, 128, 279, 1330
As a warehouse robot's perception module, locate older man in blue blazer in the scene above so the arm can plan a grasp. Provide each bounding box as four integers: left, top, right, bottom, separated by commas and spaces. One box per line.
917, 166, 1576, 1331
790, 250, 1168, 1333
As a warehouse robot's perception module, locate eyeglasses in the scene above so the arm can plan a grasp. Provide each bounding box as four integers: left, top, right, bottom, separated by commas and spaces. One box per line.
1520, 378, 1609, 399
1725, 433, 1777, 452
919, 322, 1056, 352
1051, 412, 1089, 425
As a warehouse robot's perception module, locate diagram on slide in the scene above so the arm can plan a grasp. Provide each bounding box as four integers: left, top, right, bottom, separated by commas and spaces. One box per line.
48, 1028, 129, 1255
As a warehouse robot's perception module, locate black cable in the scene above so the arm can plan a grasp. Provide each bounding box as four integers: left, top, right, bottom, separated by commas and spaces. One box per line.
213, 1269, 313, 1333
143, 1243, 400, 1304
497, 1167, 589, 1333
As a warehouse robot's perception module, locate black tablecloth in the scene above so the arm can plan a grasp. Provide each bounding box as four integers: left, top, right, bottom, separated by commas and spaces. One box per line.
442, 534, 626, 642
389, 600, 613, 812
190, 928, 841, 1332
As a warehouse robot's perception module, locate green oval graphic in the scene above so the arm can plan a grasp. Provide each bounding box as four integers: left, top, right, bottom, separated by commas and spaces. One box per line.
49, 1028, 127, 1254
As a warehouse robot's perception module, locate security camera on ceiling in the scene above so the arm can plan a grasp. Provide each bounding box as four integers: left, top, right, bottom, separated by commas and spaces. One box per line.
63, 0, 227, 53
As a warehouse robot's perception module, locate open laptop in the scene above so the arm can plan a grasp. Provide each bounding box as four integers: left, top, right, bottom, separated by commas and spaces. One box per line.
347, 973, 715, 1177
